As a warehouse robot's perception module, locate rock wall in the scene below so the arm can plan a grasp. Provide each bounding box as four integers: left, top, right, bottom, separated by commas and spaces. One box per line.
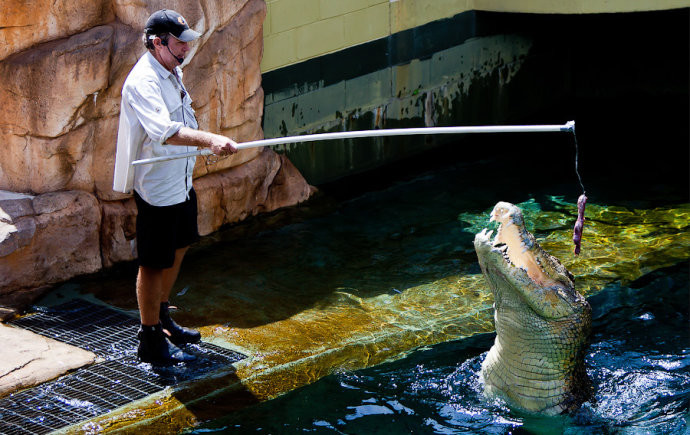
0, 0, 314, 312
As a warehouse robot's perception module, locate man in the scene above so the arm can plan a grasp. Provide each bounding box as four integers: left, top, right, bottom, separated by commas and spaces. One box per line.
113, 9, 237, 366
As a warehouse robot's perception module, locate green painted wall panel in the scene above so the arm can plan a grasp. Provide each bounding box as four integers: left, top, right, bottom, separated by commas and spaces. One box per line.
343, 3, 391, 45
295, 16, 346, 59
319, 0, 388, 19
269, 0, 320, 33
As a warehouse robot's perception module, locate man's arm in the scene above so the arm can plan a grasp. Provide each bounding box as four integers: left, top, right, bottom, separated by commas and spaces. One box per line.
166, 126, 238, 155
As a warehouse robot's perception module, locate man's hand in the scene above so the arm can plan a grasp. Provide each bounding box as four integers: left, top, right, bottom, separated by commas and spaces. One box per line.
208, 133, 238, 156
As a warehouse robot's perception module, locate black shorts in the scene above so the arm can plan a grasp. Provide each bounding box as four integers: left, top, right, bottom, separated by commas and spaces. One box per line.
134, 188, 200, 269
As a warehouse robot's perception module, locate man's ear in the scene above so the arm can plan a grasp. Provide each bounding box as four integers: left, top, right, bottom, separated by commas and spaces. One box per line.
152, 36, 165, 47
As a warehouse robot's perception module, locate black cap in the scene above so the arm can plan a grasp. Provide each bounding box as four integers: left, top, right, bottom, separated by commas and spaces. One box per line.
145, 9, 201, 42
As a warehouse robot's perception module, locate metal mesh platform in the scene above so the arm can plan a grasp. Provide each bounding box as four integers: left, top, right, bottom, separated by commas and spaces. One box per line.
10, 299, 140, 358
2, 300, 246, 434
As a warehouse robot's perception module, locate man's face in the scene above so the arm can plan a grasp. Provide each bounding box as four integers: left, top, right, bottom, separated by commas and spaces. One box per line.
154, 35, 190, 70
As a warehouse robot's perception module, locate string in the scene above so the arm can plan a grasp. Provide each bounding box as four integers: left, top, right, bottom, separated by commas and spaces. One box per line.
572, 124, 586, 194
204, 154, 224, 166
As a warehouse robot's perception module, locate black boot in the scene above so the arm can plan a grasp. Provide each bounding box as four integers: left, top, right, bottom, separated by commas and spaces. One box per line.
137, 323, 196, 366
160, 302, 201, 346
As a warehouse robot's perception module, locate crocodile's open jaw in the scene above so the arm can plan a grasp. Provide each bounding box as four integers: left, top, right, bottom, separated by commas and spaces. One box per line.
485, 202, 561, 289
474, 201, 577, 319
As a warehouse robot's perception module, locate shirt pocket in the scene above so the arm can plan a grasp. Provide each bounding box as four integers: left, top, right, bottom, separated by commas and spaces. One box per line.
160, 86, 183, 121
183, 99, 199, 129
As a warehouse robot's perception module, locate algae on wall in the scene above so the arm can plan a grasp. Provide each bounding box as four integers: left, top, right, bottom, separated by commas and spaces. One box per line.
263, 29, 534, 185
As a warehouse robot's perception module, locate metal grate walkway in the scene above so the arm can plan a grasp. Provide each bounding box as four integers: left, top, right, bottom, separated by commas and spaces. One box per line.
10, 299, 140, 357
1, 300, 245, 434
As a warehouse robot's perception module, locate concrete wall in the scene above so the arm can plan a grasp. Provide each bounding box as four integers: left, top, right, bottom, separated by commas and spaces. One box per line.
263, 25, 534, 184
261, 6, 689, 184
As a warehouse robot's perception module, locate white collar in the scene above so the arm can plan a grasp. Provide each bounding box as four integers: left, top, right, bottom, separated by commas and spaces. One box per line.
145, 51, 180, 80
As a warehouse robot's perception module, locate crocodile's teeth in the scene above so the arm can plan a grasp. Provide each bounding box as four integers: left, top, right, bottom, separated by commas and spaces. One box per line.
496, 243, 508, 252
493, 243, 511, 264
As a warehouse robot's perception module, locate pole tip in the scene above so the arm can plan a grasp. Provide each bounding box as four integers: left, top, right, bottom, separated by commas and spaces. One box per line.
564, 120, 575, 132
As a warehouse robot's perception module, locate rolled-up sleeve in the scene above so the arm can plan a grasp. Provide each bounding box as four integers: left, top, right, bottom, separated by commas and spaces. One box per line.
125, 79, 184, 144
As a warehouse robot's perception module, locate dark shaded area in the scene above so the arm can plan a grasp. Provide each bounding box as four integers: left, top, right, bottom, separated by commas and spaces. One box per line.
330, 7, 689, 204
264, 8, 689, 191
500, 9, 689, 202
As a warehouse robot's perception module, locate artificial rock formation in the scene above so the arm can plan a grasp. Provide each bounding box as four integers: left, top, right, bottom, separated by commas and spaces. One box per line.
0, 323, 97, 397
0, 0, 314, 312
0, 190, 102, 314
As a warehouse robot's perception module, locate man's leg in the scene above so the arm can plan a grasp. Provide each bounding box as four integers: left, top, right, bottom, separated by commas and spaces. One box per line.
137, 266, 164, 325
158, 246, 201, 345
133, 191, 197, 365
160, 247, 188, 305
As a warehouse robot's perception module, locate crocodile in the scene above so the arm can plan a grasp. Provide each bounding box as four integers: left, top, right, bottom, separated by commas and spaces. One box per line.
473, 201, 592, 415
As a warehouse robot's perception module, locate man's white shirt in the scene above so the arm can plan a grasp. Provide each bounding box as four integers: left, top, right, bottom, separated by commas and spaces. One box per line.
113, 51, 198, 206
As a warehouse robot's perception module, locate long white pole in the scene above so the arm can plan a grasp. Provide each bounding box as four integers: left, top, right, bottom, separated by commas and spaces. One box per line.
131, 121, 574, 167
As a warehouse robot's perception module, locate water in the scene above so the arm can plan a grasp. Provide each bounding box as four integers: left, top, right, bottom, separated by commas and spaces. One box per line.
188, 263, 689, 434
175, 131, 689, 434
67, 129, 688, 433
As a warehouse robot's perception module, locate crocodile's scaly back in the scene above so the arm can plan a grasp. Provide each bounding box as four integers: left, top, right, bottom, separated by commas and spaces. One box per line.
474, 202, 592, 415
